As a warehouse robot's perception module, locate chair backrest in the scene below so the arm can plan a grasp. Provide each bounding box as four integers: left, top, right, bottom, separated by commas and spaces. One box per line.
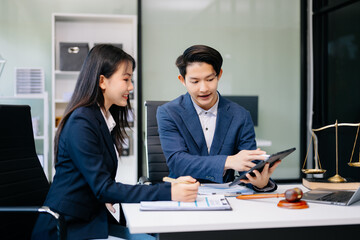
144, 101, 169, 184
223, 95, 259, 126
0, 105, 50, 239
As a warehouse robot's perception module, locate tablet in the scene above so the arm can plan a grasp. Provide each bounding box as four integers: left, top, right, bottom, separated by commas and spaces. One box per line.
229, 147, 296, 187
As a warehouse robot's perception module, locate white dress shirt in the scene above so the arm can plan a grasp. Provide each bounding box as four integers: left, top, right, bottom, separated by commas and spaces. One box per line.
190, 96, 275, 191
191, 94, 219, 153
100, 108, 120, 159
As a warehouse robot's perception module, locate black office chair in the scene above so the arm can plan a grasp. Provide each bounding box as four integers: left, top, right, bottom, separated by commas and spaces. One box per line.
0, 105, 65, 240
139, 101, 169, 185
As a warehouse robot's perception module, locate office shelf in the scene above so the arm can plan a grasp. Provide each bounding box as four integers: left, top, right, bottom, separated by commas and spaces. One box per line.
52, 13, 138, 183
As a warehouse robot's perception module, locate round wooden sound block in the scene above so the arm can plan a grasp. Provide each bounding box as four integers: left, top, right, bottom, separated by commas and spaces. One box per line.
277, 200, 309, 209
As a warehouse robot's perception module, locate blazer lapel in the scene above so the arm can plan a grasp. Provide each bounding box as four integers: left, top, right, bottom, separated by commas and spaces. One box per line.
210, 95, 233, 155
93, 106, 118, 166
179, 94, 208, 155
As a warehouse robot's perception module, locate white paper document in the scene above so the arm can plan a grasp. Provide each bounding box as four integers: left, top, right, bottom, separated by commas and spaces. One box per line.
198, 183, 254, 196
140, 195, 232, 211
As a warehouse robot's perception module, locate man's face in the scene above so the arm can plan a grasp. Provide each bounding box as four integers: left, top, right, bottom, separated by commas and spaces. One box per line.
179, 62, 222, 110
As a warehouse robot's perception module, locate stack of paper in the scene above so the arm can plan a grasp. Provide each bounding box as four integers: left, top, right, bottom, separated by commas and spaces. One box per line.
198, 183, 254, 196
140, 195, 231, 211
15, 68, 44, 94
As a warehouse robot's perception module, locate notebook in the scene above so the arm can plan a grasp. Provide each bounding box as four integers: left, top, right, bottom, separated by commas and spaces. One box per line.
302, 187, 360, 206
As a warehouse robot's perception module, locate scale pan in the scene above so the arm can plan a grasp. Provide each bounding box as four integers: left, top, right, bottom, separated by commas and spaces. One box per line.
348, 162, 360, 167
301, 169, 327, 174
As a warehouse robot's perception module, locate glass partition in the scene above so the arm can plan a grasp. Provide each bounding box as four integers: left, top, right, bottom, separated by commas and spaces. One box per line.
141, 0, 301, 180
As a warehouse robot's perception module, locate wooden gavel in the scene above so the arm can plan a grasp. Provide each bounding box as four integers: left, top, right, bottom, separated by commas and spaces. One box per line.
236, 187, 303, 202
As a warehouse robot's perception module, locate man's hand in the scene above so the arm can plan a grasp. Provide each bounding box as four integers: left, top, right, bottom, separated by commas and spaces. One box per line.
224, 148, 267, 172
240, 160, 281, 189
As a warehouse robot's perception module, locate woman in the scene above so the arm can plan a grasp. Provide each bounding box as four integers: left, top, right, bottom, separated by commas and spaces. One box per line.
32, 44, 199, 240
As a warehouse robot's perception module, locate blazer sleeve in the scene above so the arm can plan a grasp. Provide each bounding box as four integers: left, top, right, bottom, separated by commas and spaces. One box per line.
157, 105, 227, 183
62, 110, 171, 203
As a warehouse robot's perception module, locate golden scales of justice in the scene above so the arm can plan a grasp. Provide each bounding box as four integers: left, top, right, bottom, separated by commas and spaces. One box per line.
302, 120, 360, 183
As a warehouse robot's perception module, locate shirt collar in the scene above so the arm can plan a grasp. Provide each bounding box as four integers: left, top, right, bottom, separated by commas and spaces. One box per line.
191, 92, 219, 116
100, 107, 116, 132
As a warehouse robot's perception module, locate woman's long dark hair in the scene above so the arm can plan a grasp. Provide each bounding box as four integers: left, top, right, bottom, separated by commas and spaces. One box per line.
54, 44, 135, 163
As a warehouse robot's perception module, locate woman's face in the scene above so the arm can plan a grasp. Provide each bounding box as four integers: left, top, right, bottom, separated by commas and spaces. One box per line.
99, 62, 133, 111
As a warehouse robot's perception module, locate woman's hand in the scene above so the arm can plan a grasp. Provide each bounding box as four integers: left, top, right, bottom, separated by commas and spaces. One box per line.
171, 176, 200, 202
106, 203, 116, 213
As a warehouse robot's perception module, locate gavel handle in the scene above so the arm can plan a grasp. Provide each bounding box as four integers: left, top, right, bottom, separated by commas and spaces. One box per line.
236, 193, 285, 200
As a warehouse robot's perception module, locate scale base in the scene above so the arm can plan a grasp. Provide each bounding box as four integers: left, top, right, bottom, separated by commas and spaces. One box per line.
328, 174, 347, 183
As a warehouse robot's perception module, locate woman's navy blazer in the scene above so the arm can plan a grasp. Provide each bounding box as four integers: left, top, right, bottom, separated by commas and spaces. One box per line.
32, 104, 171, 240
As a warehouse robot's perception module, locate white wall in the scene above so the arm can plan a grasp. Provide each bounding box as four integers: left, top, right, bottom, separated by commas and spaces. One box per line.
0, 0, 136, 96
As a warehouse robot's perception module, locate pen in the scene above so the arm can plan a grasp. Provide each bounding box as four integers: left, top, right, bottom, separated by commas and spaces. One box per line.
162, 176, 198, 184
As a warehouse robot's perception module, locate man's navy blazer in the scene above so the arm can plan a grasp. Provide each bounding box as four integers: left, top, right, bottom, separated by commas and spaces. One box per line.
32, 104, 171, 240
157, 92, 258, 183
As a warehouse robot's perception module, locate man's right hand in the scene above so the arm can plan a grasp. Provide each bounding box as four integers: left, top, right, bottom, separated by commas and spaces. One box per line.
224, 148, 268, 172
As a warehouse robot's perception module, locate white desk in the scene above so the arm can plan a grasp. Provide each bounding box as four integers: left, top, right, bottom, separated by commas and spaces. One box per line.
122, 184, 360, 240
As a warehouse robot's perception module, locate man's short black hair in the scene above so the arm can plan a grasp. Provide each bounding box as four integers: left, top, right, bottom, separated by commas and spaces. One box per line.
175, 45, 223, 79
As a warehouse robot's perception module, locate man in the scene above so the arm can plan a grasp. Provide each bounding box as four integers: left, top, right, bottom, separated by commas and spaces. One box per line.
157, 45, 280, 191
